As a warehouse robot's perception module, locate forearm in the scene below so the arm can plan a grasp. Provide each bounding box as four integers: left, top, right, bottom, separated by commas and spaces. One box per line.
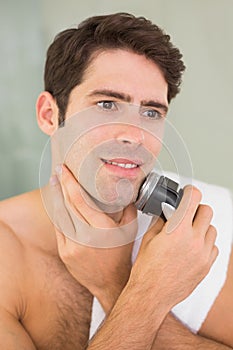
94, 284, 124, 315
88, 283, 170, 350
152, 313, 232, 350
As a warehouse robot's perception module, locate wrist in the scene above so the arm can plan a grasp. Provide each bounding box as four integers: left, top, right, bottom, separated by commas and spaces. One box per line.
88, 277, 171, 349
128, 266, 175, 313
93, 284, 126, 314
124, 277, 171, 327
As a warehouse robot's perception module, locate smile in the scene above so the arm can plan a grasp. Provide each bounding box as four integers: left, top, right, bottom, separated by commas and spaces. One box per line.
102, 159, 139, 169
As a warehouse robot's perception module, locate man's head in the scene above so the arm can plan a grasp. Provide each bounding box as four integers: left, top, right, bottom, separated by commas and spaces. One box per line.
38, 13, 185, 212
44, 12, 185, 125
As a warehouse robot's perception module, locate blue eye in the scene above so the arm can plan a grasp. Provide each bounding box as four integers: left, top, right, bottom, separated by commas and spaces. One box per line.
97, 101, 117, 111
141, 109, 162, 120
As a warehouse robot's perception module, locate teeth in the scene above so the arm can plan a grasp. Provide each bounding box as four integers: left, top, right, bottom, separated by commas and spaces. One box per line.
104, 160, 138, 168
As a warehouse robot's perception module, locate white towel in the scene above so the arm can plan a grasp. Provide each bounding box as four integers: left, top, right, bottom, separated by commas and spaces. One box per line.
89, 175, 233, 338
170, 175, 233, 333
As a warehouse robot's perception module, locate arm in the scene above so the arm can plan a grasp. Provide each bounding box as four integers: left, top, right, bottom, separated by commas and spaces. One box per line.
152, 313, 232, 350
52, 167, 218, 310
198, 246, 233, 348
52, 167, 219, 349
0, 222, 36, 349
0, 309, 36, 350
88, 282, 171, 350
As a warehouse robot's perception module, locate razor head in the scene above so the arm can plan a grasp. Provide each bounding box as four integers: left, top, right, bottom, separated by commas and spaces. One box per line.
135, 173, 183, 219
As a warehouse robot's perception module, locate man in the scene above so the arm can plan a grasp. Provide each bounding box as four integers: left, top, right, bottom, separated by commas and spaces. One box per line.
0, 12, 232, 349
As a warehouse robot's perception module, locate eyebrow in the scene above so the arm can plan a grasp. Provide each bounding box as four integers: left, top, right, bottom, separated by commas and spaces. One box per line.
141, 100, 168, 114
87, 89, 169, 114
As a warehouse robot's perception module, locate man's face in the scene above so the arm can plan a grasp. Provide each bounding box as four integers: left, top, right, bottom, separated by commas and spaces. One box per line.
54, 49, 168, 212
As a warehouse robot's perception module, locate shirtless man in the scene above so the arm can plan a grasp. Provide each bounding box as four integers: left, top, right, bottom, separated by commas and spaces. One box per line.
0, 13, 232, 350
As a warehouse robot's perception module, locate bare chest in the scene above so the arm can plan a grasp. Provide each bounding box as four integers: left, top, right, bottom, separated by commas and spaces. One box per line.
22, 253, 93, 350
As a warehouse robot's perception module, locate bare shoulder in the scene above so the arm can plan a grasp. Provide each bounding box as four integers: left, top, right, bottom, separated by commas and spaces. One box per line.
0, 220, 24, 265
0, 189, 55, 314
0, 188, 56, 251
199, 245, 233, 347
0, 220, 25, 315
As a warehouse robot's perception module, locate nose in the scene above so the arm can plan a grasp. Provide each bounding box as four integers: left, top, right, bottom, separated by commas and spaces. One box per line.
116, 124, 145, 145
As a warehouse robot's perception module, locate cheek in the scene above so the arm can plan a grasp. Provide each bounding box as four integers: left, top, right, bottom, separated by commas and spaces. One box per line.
64, 124, 163, 175
64, 129, 107, 173
143, 132, 163, 158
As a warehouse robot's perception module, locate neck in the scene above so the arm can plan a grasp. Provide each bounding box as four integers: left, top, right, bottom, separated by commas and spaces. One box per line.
105, 210, 124, 224
90, 195, 126, 223
43, 182, 125, 225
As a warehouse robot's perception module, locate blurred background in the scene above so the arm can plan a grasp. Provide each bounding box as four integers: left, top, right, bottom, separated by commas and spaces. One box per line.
1, 0, 232, 199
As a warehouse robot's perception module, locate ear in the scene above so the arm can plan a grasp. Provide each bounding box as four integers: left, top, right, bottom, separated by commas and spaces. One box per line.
36, 91, 59, 135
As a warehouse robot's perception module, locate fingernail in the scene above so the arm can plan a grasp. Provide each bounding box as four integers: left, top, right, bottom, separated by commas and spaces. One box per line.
55, 164, 62, 175
50, 175, 58, 186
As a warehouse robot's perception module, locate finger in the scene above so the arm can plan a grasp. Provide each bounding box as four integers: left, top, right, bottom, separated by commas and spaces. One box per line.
169, 185, 202, 227
193, 205, 214, 234
142, 216, 165, 246
204, 225, 218, 270
209, 245, 219, 267
55, 228, 66, 250
205, 225, 217, 250
149, 216, 164, 232
58, 164, 97, 211
57, 164, 96, 224
59, 164, 113, 228
49, 175, 76, 238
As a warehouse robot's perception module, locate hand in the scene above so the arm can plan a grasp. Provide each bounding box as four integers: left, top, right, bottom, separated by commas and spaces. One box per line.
50, 165, 138, 313
129, 185, 219, 309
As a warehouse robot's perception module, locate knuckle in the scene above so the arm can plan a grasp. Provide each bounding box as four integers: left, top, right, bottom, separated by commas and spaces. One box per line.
184, 185, 202, 203
199, 253, 209, 269
192, 237, 204, 254
70, 246, 79, 257
209, 224, 217, 236
213, 245, 219, 257
57, 246, 68, 261
192, 186, 202, 202
199, 204, 214, 220
205, 225, 217, 245
63, 246, 79, 262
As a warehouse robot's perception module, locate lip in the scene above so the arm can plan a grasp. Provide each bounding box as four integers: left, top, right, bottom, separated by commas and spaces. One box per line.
101, 158, 142, 178
102, 158, 143, 166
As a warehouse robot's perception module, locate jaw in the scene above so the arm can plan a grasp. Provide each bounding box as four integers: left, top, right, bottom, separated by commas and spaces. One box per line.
65, 148, 155, 213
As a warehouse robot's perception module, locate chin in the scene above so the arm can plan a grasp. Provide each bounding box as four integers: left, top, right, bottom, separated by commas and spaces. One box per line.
87, 183, 138, 214
79, 169, 142, 212
92, 196, 131, 215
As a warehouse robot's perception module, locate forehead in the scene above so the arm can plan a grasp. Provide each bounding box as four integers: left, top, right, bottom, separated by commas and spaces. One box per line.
80, 49, 168, 104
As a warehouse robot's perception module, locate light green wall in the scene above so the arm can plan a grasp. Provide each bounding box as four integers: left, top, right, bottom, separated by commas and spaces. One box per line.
1, 0, 233, 199
0, 0, 47, 199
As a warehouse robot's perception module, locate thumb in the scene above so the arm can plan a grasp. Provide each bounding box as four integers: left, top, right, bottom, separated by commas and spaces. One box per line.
142, 216, 165, 246
148, 215, 165, 232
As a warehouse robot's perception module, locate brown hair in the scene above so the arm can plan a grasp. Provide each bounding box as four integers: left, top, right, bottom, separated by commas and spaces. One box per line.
44, 12, 185, 124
